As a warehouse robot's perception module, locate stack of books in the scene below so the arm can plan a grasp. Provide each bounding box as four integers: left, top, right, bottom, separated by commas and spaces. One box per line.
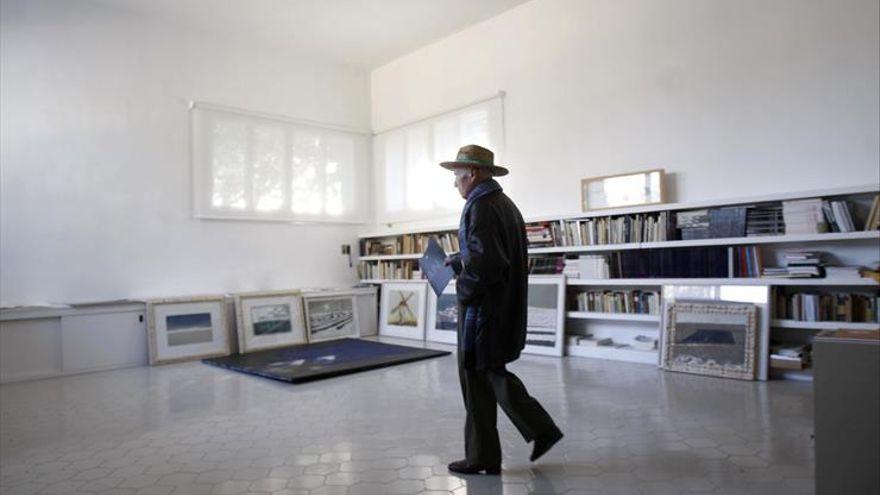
746, 204, 785, 236
526, 223, 554, 247
782, 199, 827, 234
762, 250, 823, 278
770, 343, 811, 370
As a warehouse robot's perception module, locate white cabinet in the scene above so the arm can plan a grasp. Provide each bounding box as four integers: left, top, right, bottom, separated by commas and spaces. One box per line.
0, 303, 146, 383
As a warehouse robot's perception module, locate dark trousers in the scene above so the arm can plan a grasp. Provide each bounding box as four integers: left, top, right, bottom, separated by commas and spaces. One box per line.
458, 352, 559, 466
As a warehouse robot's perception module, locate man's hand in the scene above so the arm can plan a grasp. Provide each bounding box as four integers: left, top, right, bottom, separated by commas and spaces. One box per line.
444, 254, 463, 275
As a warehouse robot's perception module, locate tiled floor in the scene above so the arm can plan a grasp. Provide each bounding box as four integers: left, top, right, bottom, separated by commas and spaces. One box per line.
0, 337, 815, 495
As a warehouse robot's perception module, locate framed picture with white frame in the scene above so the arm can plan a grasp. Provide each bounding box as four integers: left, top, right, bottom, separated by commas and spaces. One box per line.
380, 281, 428, 340
581, 168, 665, 211
234, 290, 306, 353
302, 291, 361, 343
426, 281, 458, 345
147, 295, 232, 365
523, 275, 566, 357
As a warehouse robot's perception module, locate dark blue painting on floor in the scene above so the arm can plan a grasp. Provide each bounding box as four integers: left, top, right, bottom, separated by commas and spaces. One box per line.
203, 338, 450, 383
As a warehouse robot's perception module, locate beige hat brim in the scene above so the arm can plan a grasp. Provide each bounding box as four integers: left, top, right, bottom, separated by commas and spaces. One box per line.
439, 161, 509, 177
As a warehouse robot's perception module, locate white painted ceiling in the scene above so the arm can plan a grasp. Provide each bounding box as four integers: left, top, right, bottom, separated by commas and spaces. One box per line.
97, 0, 531, 69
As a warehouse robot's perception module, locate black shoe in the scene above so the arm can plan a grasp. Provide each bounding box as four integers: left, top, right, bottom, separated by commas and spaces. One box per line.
530, 428, 563, 462
447, 459, 501, 475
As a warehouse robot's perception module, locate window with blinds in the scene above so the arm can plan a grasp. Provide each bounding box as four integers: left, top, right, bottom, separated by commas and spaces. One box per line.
373, 97, 505, 224
191, 105, 369, 223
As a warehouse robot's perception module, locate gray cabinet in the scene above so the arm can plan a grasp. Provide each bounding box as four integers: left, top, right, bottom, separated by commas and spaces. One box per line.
814, 330, 880, 495
0, 303, 146, 383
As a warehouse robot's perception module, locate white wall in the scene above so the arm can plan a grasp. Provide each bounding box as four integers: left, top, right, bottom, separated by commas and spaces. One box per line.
371, 0, 880, 226
1, 0, 370, 305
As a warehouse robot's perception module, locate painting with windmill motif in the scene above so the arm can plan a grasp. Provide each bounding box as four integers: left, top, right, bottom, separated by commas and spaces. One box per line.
380, 282, 428, 340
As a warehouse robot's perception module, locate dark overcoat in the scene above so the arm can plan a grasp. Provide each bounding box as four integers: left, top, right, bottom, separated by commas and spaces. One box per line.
456, 189, 529, 371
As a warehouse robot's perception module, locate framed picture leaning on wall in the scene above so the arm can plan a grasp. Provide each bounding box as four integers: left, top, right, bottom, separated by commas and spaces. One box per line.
146, 295, 232, 365
425, 281, 458, 345
302, 291, 360, 343
523, 275, 566, 357
234, 290, 306, 353
380, 281, 428, 340
661, 300, 759, 381
581, 168, 665, 211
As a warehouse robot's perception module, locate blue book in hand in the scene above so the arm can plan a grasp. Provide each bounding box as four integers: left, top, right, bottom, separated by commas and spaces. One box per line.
419, 237, 455, 298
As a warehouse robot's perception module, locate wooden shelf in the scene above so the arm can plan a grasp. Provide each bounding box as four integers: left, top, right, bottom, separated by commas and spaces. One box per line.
568, 277, 879, 286
566, 311, 660, 322
566, 344, 658, 365
771, 319, 880, 331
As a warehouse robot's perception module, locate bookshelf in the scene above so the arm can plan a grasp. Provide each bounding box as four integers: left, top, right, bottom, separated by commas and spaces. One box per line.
770, 319, 880, 331
358, 184, 880, 379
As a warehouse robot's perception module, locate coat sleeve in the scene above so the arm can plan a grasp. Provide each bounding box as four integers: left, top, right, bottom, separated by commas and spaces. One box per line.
456, 201, 510, 306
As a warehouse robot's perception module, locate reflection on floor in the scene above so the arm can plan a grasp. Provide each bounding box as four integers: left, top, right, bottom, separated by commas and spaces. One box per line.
0, 336, 815, 495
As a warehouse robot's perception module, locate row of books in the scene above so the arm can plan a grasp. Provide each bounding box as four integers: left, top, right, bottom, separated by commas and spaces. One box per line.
526, 212, 674, 248
773, 291, 879, 323
532, 246, 760, 278
782, 198, 863, 234
357, 261, 421, 280
361, 232, 459, 256
763, 250, 824, 278
570, 290, 660, 315
364, 195, 877, 256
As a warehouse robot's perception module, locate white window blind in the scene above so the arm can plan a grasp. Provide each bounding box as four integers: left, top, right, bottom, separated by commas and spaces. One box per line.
373, 96, 504, 224
191, 104, 369, 223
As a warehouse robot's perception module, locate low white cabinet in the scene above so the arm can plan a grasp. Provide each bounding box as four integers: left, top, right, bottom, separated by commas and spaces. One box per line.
0, 303, 147, 383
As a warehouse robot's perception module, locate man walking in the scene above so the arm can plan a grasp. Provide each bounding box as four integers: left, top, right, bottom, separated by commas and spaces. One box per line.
442, 144, 563, 475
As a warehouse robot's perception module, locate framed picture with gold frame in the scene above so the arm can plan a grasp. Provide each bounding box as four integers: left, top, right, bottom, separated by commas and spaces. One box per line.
581, 168, 665, 211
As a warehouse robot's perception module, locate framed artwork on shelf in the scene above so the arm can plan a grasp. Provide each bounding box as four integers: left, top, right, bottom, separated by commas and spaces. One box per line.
303, 291, 360, 343
234, 290, 306, 353
581, 168, 665, 211
523, 275, 566, 357
426, 281, 458, 345
380, 281, 428, 340
660, 300, 759, 380
146, 295, 232, 365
